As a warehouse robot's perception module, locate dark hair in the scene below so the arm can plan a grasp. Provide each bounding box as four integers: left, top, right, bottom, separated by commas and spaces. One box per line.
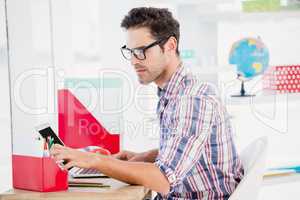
121, 7, 180, 55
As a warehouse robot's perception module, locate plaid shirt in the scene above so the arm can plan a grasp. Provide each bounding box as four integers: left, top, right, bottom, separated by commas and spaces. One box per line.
154, 65, 244, 200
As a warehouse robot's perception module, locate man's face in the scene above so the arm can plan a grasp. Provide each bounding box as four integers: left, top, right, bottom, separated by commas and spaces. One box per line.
125, 27, 168, 85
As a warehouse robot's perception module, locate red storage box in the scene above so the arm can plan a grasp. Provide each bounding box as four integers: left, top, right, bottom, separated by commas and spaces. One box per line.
12, 155, 68, 192
263, 65, 300, 93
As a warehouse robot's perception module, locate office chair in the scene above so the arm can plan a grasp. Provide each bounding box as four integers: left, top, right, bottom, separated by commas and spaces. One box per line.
229, 136, 268, 200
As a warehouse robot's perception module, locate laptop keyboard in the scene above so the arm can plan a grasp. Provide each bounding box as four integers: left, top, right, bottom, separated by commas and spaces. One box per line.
69, 167, 105, 178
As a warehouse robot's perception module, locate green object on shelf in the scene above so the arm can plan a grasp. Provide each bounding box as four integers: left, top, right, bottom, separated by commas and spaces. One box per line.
281, 2, 300, 11
242, 0, 281, 12
181, 49, 195, 60
64, 78, 123, 89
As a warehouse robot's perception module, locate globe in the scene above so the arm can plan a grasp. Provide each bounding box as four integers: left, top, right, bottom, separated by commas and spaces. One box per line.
229, 37, 270, 96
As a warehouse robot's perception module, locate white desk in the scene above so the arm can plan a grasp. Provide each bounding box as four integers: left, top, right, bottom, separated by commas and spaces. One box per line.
226, 93, 300, 169
259, 174, 300, 199
259, 174, 300, 200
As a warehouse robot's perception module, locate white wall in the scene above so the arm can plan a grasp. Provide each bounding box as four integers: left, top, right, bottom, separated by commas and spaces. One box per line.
178, 4, 218, 68
49, 0, 162, 152
218, 15, 300, 167
218, 16, 300, 66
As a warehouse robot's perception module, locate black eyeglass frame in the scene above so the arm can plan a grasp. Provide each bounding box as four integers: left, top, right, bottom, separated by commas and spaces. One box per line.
121, 35, 174, 61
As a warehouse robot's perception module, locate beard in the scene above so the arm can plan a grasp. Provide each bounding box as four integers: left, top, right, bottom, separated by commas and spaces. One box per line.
136, 66, 164, 85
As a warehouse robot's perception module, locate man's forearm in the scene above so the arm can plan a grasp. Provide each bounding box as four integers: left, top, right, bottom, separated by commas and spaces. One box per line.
92, 154, 169, 195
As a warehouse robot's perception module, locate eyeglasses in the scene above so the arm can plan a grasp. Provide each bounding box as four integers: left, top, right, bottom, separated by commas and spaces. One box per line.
121, 35, 172, 61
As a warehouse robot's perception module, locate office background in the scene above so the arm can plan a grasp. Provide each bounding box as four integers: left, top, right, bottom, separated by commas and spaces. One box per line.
1, 0, 300, 198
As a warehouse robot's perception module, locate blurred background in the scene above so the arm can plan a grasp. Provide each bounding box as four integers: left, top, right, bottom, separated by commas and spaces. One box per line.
1, 0, 300, 198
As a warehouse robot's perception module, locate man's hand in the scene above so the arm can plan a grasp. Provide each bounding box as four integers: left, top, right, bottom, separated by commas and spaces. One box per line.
113, 150, 138, 161
113, 149, 158, 162
50, 144, 100, 170
51, 145, 170, 195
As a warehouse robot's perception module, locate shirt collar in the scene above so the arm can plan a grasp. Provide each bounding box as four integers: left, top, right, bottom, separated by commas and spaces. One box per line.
157, 63, 187, 99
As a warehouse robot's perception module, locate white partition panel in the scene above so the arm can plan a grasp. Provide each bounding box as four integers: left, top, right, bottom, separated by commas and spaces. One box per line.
0, 0, 12, 193
6, 0, 56, 157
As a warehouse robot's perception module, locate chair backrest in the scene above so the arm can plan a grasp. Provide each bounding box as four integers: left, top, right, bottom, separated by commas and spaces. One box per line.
228, 136, 268, 200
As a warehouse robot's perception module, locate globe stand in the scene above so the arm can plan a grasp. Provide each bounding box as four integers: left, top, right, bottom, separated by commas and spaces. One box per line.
231, 80, 255, 97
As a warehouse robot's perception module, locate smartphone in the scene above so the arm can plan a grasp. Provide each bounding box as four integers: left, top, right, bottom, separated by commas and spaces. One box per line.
36, 124, 65, 146
35, 123, 70, 168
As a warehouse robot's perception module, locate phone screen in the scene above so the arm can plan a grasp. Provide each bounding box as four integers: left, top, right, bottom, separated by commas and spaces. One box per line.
38, 126, 65, 146
37, 125, 71, 168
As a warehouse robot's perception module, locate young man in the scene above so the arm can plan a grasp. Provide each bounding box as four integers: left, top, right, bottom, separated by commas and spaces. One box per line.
50, 7, 244, 199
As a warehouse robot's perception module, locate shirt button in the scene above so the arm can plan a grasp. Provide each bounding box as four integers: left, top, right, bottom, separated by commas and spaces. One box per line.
169, 174, 176, 183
